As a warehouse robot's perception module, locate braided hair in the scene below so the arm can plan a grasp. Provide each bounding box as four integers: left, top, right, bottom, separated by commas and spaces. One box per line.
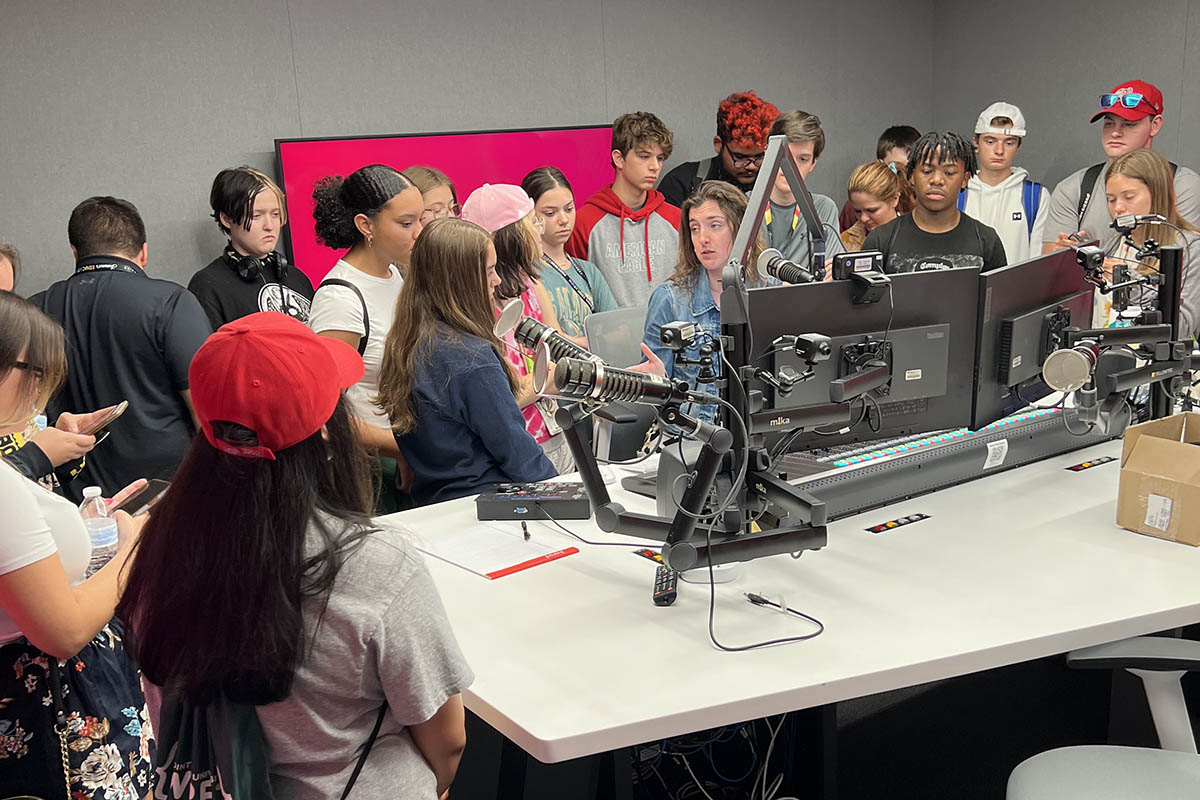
312, 164, 414, 249
905, 131, 976, 180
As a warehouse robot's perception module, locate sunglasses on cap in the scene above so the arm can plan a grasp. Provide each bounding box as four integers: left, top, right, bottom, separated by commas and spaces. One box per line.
1099, 93, 1160, 114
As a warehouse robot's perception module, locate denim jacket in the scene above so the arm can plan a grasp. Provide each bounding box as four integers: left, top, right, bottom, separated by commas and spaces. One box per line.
643, 277, 723, 423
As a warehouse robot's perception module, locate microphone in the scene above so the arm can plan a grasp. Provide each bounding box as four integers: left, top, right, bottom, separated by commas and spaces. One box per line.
1041, 343, 1100, 393
1111, 213, 1166, 234
757, 248, 816, 284
542, 353, 719, 408
493, 299, 597, 363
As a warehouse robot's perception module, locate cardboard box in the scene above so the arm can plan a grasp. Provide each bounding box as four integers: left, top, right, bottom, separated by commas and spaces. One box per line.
1117, 412, 1200, 546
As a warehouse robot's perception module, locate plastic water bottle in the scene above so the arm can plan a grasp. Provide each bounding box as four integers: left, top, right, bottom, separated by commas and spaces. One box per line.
79, 486, 118, 577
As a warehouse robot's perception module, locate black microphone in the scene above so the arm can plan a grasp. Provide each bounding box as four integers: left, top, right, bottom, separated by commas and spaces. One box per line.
757, 248, 816, 284
493, 299, 597, 363
549, 357, 719, 407
1111, 213, 1166, 234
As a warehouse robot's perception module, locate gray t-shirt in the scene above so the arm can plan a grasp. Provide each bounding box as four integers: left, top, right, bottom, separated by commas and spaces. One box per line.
763, 193, 846, 269
256, 517, 473, 799
1042, 161, 1200, 250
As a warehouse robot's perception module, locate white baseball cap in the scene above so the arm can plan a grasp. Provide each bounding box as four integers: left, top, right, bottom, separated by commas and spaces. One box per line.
975, 102, 1026, 138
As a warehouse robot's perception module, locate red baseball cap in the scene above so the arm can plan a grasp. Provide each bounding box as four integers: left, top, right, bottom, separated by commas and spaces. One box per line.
189, 312, 364, 460
1090, 80, 1164, 123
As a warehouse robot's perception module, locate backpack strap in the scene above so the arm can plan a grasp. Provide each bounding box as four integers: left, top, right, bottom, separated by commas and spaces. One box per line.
1170, 161, 1179, 177
317, 278, 369, 357
690, 157, 714, 194
340, 704, 388, 799
956, 188, 967, 212
1077, 163, 1106, 228
1022, 179, 1043, 237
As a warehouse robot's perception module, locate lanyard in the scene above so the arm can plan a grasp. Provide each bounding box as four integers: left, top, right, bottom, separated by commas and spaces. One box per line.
763, 205, 801, 232
543, 255, 594, 312
74, 259, 141, 276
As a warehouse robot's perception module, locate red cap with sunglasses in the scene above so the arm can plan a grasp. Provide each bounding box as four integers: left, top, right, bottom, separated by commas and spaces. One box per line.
188, 312, 364, 460
1090, 80, 1164, 123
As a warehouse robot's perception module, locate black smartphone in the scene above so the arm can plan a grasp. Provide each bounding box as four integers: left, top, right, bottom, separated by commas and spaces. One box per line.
111, 478, 170, 516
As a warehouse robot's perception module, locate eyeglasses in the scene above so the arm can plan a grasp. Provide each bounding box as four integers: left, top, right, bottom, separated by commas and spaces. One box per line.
1099, 93, 1160, 114
13, 360, 44, 379
723, 142, 766, 169
419, 203, 461, 224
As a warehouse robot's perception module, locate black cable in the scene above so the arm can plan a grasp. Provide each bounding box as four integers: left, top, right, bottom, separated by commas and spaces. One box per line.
703, 517, 824, 652
1063, 409, 1097, 437
809, 395, 868, 437
864, 393, 883, 433
536, 507, 662, 549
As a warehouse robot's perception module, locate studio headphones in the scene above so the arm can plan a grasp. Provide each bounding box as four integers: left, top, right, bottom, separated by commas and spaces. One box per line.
223, 244, 289, 283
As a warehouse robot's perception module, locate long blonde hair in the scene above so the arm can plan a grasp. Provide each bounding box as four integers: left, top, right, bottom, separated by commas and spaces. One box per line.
669, 181, 765, 290
0, 291, 66, 428
376, 219, 516, 434
1107, 149, 1199, 274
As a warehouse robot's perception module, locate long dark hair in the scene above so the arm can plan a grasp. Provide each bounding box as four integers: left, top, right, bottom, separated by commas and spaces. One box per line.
118, 395, 377, 703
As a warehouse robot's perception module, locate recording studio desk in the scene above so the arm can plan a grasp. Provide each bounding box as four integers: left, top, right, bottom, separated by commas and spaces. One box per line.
383, 440, 1200, 765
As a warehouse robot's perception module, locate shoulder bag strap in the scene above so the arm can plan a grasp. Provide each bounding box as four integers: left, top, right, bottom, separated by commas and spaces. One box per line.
47, 659, 72, 800
1022, 179, 1042, 236
318, 278, 370, 357
691, 157, 713, 194
1077, 163, 1106, 228
340, 704, 388, 799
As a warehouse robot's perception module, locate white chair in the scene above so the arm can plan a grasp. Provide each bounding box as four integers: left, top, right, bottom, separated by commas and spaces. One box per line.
584, 307, 657, 462
1007, 636, 1200, 799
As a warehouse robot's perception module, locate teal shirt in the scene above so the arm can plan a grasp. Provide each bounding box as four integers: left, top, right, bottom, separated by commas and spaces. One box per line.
540, 256, 619, 338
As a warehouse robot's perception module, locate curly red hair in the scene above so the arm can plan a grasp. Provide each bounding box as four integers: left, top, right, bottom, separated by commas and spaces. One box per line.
717, 91, 780, 151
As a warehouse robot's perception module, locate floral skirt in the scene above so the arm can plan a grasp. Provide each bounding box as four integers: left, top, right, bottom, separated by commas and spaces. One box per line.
0, 619, 154, 800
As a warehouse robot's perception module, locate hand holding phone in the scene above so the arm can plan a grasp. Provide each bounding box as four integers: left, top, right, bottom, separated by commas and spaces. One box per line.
80, 401, 129, 437
110, 478, 170, 516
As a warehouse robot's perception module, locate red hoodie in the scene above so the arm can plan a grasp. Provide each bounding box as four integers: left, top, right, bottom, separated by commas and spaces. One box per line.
566, 186, 682, 307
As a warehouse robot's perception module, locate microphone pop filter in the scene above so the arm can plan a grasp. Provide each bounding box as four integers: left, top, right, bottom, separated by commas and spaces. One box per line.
533, 343, 552, 395
1042, 347, 1095, 393
494, 299, 524, 337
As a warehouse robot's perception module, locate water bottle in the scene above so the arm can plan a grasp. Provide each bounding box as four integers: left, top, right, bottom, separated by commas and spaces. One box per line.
79, 486, 119, 577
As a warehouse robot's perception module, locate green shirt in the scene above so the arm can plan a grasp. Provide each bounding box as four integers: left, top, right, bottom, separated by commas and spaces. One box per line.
540, 256, 619, 338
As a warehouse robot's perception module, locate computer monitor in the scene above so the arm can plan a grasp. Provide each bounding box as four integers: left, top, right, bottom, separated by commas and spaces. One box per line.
971, 249, 1093, 429
724, 267, 982, 453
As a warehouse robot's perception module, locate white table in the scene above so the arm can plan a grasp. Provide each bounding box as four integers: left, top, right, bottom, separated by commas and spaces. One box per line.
387, 440, 1200, 765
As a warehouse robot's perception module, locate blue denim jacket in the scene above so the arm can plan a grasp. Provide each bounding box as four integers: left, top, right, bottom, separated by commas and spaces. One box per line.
643, 277, 723, 423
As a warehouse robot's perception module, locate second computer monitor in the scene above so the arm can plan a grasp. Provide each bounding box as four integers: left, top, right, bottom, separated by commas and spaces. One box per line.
736, 266, 982, 451
972, 249, 1093, 429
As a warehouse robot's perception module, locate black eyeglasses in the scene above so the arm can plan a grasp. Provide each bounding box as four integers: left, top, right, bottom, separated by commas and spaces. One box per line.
13, 360, 44, 379
723, 142, 766, 169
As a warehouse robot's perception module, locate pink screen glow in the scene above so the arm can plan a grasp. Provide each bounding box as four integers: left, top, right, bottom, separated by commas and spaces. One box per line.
275, 125, 614, 284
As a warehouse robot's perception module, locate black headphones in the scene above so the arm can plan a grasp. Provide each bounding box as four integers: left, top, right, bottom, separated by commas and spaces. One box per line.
223, 244, 289, 283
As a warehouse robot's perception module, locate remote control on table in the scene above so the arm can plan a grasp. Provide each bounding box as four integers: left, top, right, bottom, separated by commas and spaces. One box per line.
653, 565, 678, 606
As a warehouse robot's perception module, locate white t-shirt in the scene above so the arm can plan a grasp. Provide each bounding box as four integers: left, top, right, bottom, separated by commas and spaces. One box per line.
0, 463, 90, 645
307, 260, 403, 429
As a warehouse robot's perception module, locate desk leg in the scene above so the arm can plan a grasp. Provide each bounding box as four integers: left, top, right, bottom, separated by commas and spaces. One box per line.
495, 738, 633, 800
777, 704, 837, 800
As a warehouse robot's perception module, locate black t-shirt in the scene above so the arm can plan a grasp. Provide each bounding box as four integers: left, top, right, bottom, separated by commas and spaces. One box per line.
862, 213, 1008, 274
658, 158, 755, 207
32, 257, 213, 502
187, 253, 314, 330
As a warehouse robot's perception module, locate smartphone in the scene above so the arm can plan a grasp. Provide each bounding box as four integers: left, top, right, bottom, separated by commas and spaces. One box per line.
111, 478, 170, 516
1067, 231, 1088, 244
83, 401, 129, 437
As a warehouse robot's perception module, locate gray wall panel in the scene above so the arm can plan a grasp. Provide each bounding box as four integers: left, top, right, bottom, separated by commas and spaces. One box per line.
931, 0, 1192, 197
2, 0, 933, 294
1, 0, 301, 293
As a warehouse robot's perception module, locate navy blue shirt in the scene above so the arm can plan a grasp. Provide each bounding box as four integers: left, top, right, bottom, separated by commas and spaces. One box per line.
397, 324, 555, 506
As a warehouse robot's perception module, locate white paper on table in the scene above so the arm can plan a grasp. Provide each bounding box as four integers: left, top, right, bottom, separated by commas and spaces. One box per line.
412, 521, 578, 580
